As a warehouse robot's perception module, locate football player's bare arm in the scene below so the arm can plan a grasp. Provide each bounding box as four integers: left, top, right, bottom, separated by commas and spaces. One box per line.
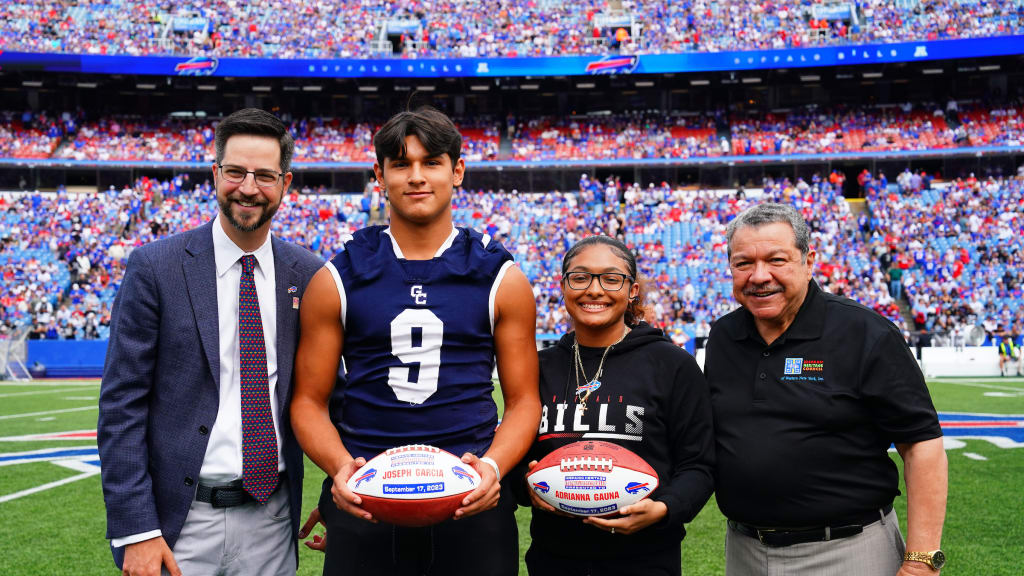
291, 267, 373, 521
456, 265, 541, 518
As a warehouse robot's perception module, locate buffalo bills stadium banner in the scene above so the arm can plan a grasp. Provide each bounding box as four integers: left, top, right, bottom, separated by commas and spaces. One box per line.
1, 36, 1021, 79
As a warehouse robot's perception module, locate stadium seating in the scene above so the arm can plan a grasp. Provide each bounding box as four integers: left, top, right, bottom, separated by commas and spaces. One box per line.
863, 171, 1024, 344
2, 1, 1020, 59
1, 172, 947, 343
5, 104, 1020, 164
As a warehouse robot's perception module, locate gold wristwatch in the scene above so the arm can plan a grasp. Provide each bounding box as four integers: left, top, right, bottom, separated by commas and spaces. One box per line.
904, 550, 946, 571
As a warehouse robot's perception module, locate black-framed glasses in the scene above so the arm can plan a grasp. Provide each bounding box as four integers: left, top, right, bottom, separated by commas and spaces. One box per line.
217, 164, 284, 189
562, 272, 634, 291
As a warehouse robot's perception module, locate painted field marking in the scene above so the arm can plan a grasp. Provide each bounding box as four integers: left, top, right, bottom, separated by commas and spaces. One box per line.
62, 396, 97, 401
0, 430, 96, 442
932, 380, 1024, 393
963, 452, 988, 461
0, 446, 99, 466
939, 412, 1024, 448
0, 380, 99, 387
0, 470, 99, 504
0, 406, 97, 420
983, 392, 1022, 397
0, 388, 91, 399
54, 459, 102, 473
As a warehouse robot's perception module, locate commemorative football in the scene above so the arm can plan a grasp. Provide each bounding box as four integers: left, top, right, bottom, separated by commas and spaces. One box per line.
347, 444, 482, 527
527, 440, 659, 517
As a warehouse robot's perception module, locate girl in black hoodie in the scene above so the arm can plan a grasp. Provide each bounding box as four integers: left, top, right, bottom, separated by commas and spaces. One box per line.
517, 235, 715, 576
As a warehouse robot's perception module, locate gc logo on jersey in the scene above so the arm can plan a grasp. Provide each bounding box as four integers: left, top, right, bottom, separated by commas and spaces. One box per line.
784, 358, 803, 375
411, 285, 428, 305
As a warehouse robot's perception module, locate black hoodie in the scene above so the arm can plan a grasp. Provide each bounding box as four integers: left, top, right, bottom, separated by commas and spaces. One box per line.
516, 322, 715, 561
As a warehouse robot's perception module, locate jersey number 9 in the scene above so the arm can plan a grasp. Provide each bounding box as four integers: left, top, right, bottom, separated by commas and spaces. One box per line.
389, 308, 444, 404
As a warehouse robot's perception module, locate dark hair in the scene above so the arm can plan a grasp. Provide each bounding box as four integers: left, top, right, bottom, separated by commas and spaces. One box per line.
561, 235, 647, 326
373, 106, 462, 169
215, 108, 294, 172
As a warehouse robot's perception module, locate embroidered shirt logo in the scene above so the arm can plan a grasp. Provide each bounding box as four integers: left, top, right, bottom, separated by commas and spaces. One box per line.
802, 360, 824, 372
784, 358, 803, 375
411, 285, 427, 305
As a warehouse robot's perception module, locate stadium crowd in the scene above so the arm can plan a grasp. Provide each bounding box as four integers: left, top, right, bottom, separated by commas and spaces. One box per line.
1, 0, 1021, 59
863, 170, 1024, 349
12, 168, 1024, 350
5, 103, 1021, 165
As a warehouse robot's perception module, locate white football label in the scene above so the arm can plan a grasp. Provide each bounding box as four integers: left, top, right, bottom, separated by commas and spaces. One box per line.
528, 463, 658, 516
348, 444, 481, 500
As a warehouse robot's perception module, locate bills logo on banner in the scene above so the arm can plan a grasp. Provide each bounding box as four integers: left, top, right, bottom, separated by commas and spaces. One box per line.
175, 56, 218, 76
939, 412, 1024, 448
585, 55, 639, 75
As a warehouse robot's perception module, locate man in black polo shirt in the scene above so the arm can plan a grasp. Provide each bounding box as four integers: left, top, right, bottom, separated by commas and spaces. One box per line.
705, 203, 948, 576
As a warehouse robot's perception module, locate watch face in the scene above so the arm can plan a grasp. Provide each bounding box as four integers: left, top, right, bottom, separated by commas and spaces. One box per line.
932, 550, 946, 569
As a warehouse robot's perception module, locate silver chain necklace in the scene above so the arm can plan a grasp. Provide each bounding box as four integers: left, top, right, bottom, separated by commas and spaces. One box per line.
572, 326, 629, 413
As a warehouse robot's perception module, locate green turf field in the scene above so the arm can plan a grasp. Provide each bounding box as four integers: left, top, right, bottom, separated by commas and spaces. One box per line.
1, 377, 1021, 575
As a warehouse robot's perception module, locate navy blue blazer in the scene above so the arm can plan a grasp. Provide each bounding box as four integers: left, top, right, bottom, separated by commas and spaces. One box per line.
97, 220, 322, 569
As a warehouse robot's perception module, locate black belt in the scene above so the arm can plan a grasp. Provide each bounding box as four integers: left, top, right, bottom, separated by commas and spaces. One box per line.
195, 473, 285, 508
729, 504, 893, 547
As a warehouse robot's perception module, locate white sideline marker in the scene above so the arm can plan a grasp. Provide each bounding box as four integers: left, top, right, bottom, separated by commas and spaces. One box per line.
0, 380, 99, 387
0, 406, 97, 420
0, 388, 88, 398
0, 471, 99, 504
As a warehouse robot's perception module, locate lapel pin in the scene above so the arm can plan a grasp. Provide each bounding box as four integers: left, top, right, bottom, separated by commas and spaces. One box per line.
288, 285, 298, 293
292, 297, 300, 310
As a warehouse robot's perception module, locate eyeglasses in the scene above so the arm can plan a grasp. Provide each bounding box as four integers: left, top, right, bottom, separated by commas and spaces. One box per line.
217, 164, 284, 189
562, 272, 634, 291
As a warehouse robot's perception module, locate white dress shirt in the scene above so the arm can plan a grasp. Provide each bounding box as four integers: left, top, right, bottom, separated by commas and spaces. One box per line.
113, 217, 283, 548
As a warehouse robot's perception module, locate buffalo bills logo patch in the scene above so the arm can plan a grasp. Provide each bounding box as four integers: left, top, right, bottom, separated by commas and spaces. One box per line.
532, 481, 550, 494
451, 466, 475, 485
624, 481, 651, 495
353, 468, 377, 488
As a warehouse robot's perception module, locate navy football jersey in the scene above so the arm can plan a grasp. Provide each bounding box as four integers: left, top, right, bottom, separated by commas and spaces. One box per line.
326, 225, 515, 460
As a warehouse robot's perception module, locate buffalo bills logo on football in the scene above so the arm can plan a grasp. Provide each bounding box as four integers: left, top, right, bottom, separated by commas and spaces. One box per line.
532, 481, 550, 494
625, 481, 651, 495
451, 465, 475, 485
353, 468, 377, 488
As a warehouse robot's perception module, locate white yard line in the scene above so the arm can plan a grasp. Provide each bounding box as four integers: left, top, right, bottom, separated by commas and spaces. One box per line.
932, 380, 1024, 394
0, 406, 97, 420
0, 388, 89, 398
0, 430, 95, 442
0, 470, 99, 504
963, 452, 988, 461
0, 381, 99, 387
53, 460, 102, 473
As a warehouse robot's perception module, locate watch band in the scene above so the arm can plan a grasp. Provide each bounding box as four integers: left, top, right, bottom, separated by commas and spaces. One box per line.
904, 551, 940, 570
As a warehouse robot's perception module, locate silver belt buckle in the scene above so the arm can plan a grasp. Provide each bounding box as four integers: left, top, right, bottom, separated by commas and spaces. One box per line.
757, 529, 774, 545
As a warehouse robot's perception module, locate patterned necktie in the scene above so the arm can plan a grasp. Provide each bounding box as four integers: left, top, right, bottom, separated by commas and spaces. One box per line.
238, 254, 278, 503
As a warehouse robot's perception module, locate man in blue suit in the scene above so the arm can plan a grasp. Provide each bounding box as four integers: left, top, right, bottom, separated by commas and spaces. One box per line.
98, 108, 323, 576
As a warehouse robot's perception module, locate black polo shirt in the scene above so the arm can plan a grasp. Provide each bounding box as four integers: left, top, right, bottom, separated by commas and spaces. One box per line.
705, 281, 942, 528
